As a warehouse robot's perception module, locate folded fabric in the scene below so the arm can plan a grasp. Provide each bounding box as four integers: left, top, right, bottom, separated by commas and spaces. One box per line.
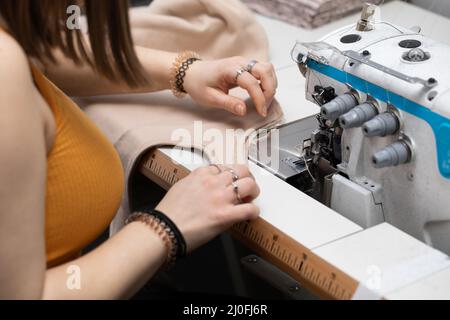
76, 0, 284, 233
243, 0, 368, 29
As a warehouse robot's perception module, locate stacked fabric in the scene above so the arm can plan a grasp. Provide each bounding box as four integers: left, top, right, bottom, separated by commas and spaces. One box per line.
243, 0, 373, 29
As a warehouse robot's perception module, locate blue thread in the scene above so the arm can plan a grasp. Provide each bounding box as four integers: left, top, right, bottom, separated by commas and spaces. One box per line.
307, 59, 450, 179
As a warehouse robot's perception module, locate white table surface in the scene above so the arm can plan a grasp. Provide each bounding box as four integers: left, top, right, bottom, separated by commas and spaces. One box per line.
313, 223, 450, 297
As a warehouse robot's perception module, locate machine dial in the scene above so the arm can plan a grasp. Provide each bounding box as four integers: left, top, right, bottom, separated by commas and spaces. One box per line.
403, 48, 430, 62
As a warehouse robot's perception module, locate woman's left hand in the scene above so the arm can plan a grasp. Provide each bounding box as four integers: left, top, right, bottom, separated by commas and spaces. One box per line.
183, 57, 278, 117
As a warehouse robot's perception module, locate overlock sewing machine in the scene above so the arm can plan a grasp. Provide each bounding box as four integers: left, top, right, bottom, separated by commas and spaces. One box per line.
250, 2, 450, 255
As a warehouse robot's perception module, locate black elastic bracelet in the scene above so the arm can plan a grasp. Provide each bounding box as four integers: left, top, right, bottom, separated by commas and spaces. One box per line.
141, 208, 187, 259
175, 57, 201, 94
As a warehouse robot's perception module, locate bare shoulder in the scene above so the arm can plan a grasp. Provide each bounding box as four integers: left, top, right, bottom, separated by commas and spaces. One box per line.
0, 31, 34, 86
0, 32, 56, 152
0, 31, 48, 122
0, 31, 48, 157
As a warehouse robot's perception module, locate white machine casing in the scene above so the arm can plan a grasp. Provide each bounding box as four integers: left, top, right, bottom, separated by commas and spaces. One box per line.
294, 6, 450, 254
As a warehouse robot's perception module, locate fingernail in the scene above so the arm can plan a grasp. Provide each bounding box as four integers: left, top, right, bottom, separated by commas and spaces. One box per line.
262, 106, 268, 117
236, 104, 246, 116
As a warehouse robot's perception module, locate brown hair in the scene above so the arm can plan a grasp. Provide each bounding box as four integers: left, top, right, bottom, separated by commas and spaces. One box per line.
0, 0, 147, 87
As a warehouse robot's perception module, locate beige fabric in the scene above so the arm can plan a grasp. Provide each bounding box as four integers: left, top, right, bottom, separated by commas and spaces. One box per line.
130, 0, 270, 60
76, 0, 284, 233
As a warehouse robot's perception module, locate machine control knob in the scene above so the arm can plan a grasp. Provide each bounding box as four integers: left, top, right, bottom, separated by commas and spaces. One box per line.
320, 93, 358, 122
372, 141, 412, 169
339, 102, 378, 129
403, 48, 430, 62
362, 112, 400, 137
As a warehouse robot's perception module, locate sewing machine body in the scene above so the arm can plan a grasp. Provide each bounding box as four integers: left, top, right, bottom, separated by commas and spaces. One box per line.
252, 9, 450, 254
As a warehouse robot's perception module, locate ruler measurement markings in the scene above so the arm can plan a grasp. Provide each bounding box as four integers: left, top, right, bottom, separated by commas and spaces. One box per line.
258, 233, 264, 245
254, 230, 260, 242
275, 245, 281, 257
287, 253, 292, 265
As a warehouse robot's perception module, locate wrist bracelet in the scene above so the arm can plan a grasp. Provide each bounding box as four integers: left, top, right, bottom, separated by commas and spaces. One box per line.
125, 209, 187, 267
147, 209, 187, 259
170, 51, 201, 98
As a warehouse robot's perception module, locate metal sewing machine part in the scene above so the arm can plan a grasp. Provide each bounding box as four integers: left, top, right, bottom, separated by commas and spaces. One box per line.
356, 2, 378, 32
252, 3, 450, 255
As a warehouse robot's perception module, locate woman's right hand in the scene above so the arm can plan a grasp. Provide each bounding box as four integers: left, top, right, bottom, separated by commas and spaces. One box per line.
155, 165, 260, 252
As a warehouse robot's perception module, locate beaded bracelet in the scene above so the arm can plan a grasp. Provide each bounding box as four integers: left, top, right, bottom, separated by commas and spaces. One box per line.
126, 210, 187, 268
169, 51, 201, 98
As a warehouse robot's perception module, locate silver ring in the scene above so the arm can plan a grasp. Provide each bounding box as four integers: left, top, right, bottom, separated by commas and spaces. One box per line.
210, 164, 223, 174
231, 181, 243, 204
235, 68, 247, 81
227, 169, 240, 182
246, 60, 258, 74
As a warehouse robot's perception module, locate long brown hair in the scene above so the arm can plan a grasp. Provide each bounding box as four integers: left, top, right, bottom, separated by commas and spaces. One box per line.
0, 0, 147, 87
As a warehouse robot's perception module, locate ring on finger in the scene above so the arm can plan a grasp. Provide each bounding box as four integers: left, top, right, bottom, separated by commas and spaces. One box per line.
222, 165, 240, 182
235, 68, 247, 81
231, 181, 243, 204
226, 168, 240, 182
246, 60, 258, 74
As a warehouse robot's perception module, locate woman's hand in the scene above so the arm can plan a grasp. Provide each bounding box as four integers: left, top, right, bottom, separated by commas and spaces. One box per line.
183, 57, 278, 117
156, 164, 260, 252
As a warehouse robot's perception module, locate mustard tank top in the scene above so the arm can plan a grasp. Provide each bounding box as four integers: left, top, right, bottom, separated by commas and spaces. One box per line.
30, 65, 125, 267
